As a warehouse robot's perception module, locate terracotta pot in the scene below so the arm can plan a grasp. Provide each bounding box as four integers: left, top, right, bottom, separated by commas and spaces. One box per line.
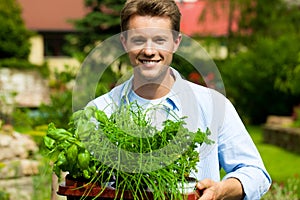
57, 174, 199, 200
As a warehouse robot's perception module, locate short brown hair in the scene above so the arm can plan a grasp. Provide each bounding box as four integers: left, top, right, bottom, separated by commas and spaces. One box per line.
120, 0, 181, 32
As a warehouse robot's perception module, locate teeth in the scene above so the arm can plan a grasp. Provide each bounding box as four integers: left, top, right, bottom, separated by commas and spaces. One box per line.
142, 60, 158, 64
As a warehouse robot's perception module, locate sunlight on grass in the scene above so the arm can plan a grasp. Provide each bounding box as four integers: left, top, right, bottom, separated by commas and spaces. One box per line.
247, 125, 300, 198
247, 125, 300, 182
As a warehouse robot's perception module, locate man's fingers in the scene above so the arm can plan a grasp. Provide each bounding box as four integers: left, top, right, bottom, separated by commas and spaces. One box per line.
198, 188, 216, 200
195, 180, 209, 198
196, 181, 207, 190
196, 179, 214, 190
195, 179, 216, 200
194, 182, 205, 198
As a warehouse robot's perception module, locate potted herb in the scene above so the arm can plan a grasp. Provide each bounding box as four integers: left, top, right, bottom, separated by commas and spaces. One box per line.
43, 103, 213, 200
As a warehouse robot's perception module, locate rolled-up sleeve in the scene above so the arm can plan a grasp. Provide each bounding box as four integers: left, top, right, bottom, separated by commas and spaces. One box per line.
218, 99, 272, 199
223, 166, 271, 200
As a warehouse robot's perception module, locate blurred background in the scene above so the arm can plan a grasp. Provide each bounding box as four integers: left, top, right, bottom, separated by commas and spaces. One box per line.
0, 0, 299, 199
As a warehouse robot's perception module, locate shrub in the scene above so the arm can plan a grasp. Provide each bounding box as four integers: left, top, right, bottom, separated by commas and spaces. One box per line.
220, 35, 300, 124
0, 58, 49, 77
262, 177, 300, 200
0, 0, 32, 59
0, 190, 9, 200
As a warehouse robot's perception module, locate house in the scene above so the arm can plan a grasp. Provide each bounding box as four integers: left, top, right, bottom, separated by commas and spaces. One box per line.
176, 0, 238, 37
17, 0, 236, 69
176, 0, 238, 59
17, 0, 88, 70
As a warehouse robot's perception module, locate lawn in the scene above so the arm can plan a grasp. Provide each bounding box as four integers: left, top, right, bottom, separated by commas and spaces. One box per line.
246, 125, 300, 199
246, 125, 300, 183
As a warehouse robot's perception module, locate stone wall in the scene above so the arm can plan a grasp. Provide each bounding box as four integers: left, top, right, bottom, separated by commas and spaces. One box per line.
0, 68, 50, 109
0, 126, 40, 200
263, 115, 300, 154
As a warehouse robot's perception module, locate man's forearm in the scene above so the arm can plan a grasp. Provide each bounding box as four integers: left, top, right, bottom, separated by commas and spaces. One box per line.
218, 178, 245, 200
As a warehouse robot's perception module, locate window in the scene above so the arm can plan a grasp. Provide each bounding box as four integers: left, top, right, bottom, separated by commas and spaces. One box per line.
43, 32, 69, 57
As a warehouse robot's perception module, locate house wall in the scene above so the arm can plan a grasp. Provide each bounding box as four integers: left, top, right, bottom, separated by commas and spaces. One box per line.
45, 56, 81, 72
29, 35, 81, 72
28, 35, 44, 65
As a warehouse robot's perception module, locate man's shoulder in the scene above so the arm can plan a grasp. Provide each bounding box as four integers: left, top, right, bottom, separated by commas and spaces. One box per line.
186, 80, 223, 98
184, 80, 229, 110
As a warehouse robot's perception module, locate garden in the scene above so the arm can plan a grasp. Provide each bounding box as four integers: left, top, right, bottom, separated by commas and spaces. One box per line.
1, 0, 300, 199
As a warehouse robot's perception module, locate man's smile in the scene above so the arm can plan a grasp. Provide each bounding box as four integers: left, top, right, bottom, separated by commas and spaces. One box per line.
138, 59, 161, 65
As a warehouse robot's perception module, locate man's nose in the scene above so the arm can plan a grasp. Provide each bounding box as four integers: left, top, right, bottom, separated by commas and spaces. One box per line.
143, 41, 156, 55
143, 47, 156, 56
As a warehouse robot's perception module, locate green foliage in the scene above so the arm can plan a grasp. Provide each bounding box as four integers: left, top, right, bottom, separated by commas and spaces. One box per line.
249, 125, 300, 198
292, 106, 300, 127
0, 0, 32, 59
44, 105, 212, 199
210, 0, 300, 123
0, 190, 10, 200
32, 168, 52, 200
64, 0, 126, 60
220, 35, 300, 123
237, 0, 300, 40
33, 67, 76, 129
27, 62, 122, 130
262, 177, 300, 200
37, 91, 73, 129
0, 58, 49, 77
247, 125, 300, 183
275, 53, 300, 95
11, 108, 34, 130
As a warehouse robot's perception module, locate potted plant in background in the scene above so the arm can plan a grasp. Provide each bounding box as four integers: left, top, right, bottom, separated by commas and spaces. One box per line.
43, 104, 213, 200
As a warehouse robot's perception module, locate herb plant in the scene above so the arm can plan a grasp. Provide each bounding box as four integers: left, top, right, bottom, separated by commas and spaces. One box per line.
44, 103, 213, 199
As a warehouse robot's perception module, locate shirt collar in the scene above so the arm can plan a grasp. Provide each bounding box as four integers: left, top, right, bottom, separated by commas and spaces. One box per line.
119, 67, 183, 112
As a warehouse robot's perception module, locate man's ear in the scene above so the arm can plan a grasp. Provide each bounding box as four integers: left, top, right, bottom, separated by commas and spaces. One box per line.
173, 33, 182, 53
120, 33, 128, 52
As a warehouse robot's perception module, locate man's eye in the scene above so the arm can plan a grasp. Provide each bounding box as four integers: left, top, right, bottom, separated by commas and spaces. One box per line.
132, 39, 145, 45
155, 38, 166, 44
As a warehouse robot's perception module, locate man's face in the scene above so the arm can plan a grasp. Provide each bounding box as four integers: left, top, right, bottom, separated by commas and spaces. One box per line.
121, 15, 181, 82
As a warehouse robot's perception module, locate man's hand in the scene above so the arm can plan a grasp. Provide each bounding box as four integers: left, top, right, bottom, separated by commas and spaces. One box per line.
195, 178, 244, 200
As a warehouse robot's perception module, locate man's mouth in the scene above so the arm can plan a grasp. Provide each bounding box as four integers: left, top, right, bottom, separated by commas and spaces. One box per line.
139, 59, 161, 64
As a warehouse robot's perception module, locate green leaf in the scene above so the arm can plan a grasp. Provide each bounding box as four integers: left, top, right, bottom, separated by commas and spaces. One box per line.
43, 136, 55, 150
55, 152, 67, 168
66, 144, 78, 164
78, 149, 90, 169
46, 123, 73, 141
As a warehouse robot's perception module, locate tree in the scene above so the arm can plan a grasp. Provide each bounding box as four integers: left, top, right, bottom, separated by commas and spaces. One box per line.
218, 0, 300, 123
0, 0, 32, 59
63, 0, 128, 110
64, 0, 126, 61
220, 35, 300, 123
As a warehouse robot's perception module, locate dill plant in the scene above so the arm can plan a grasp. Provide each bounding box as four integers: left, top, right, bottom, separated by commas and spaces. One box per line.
44, 102, 213, 199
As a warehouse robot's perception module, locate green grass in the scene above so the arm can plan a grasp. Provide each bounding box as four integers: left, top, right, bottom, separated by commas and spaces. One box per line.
246, 126, 300, 199
246, 125, 300, 183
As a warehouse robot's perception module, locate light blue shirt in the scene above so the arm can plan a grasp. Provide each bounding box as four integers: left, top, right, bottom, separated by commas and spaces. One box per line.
87, 68, 271, 199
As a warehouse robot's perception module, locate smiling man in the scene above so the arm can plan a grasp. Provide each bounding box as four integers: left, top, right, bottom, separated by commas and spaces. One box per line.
86, 0, 272, 199
120, 15, 181, 99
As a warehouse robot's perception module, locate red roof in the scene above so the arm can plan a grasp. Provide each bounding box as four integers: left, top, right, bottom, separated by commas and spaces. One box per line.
177, 0, 239, 36
18, 0, 88, 31
18, 0, 238, 36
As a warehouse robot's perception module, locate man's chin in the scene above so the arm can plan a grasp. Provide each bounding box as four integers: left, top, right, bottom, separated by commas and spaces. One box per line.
140, 73, 160, 82
134, 65, 169, 81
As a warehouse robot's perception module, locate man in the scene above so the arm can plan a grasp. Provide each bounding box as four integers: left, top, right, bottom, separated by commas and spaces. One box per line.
87, 0, 271, 199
